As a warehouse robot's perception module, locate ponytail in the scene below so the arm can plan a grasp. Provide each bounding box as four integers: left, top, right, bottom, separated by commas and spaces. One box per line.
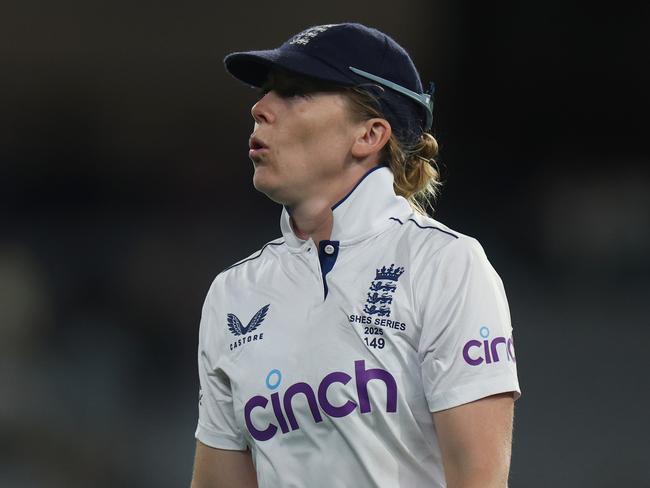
385, 131, 441, 216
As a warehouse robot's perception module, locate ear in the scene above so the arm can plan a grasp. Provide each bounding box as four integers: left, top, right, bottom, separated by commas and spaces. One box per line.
350, 118, 392, 160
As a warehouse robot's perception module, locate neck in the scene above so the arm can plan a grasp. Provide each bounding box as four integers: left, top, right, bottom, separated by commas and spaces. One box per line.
288, 200, 334, 249
286, 163, 377, 248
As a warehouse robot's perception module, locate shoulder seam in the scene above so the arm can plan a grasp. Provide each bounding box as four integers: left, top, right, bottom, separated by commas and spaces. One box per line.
221, 239, 285, 274
389, 217, 459, 239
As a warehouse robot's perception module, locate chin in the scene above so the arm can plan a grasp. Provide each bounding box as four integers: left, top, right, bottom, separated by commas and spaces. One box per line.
255, 175, 297, 206
253, 168, 282, 202
252, 165, 270, 190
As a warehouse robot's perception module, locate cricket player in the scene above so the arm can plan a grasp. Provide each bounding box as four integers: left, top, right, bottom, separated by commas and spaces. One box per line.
191, 22, 522, 488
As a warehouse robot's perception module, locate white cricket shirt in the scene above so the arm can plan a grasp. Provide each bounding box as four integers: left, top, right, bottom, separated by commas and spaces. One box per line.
195, 165, 521, 487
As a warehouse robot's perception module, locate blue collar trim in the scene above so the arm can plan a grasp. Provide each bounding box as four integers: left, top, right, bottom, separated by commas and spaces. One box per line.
331, 164, 386, 211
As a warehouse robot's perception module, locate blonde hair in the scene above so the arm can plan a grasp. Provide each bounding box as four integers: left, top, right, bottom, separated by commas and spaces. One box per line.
343, 86, 442, 216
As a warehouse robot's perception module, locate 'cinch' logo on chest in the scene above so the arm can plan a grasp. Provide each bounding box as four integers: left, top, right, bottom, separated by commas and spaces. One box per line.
244, 360, 398, 442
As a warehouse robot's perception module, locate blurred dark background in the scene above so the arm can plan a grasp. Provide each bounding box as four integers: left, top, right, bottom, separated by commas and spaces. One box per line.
1, 1, 648, 486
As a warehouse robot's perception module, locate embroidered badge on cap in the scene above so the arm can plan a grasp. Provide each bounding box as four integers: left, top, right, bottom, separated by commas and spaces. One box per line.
289, 24, 338, 45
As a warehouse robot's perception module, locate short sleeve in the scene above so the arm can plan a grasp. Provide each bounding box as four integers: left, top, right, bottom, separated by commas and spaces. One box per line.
195, 282, 248, 450
417, 236, 521, 412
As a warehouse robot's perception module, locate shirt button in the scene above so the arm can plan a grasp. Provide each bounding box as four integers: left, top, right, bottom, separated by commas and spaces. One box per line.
324, 244, 335, 255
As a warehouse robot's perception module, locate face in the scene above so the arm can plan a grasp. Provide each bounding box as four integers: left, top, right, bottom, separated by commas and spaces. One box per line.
248, 71, 360, 206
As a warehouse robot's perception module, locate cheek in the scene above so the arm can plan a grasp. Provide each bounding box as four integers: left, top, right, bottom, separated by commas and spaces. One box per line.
292, 118, 353, 161
274, 98, 355, 171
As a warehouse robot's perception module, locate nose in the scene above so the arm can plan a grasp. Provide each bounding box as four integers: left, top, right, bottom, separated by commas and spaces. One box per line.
251, 92, 275, 125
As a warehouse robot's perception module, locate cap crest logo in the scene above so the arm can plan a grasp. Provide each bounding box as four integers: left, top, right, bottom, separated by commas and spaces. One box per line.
289, 24, 337, 46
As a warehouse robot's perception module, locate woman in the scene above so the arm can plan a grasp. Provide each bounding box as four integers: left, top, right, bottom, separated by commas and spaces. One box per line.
191, 23, 521, 488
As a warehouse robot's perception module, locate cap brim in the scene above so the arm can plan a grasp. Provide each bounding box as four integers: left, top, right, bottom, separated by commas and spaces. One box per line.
223, 48, 358, 88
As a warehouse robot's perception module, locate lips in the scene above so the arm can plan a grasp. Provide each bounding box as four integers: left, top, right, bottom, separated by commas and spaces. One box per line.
249, 135, 268, 150
248, 135, 269, 161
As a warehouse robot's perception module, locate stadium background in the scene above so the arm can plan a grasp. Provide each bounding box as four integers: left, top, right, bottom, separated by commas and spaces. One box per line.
1, 1, 648, 486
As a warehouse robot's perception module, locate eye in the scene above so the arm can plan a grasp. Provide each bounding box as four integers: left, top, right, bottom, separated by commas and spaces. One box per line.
256, 86, 306, 100
257, 78, 313, 100
276, 86, 309, 98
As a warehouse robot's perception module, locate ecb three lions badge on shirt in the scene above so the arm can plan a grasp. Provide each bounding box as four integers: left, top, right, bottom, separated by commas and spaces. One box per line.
195, 165, 521, 488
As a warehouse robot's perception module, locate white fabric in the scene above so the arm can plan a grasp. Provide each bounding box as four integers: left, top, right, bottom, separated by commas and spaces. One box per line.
195, 165, 521, 487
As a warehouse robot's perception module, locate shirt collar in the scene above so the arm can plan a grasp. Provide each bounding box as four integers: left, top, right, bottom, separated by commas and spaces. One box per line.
280, 165, 412, 251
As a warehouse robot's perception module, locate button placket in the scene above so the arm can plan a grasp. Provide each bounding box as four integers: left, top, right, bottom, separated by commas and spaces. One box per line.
317, 240, 340, 300
303, 242, 323, 284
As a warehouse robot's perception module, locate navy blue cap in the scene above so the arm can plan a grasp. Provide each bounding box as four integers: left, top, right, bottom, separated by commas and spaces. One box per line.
223, 23, 434, 144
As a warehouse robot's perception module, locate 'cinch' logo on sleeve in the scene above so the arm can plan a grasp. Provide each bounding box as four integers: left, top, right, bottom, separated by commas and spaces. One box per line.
462, 326, 516, 366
